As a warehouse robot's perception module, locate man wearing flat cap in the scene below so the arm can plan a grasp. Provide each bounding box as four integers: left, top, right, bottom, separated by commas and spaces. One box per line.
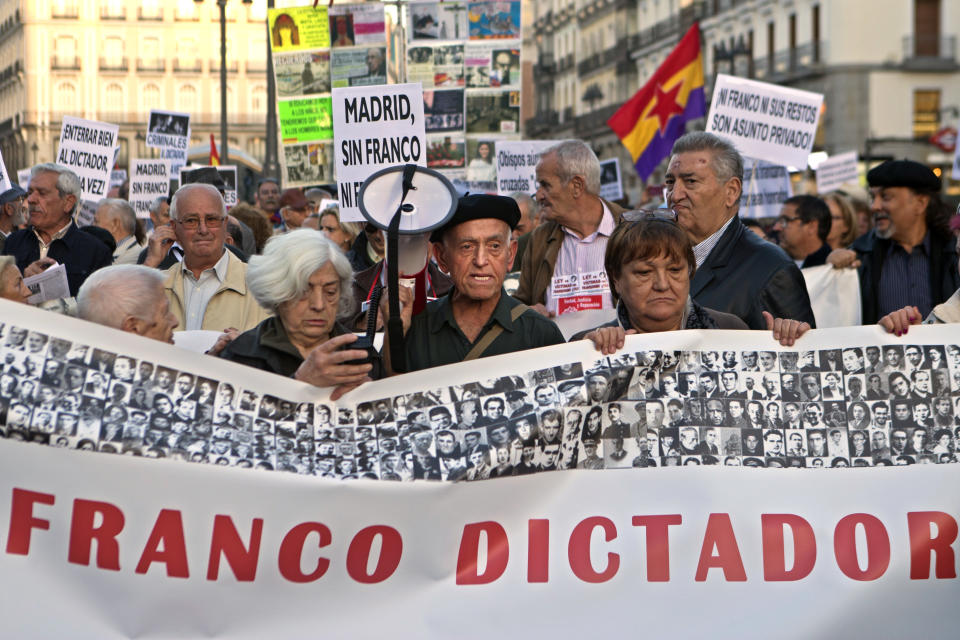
0, 183, 27, 252
848, 159, 959, 324
383, 193, 564, 373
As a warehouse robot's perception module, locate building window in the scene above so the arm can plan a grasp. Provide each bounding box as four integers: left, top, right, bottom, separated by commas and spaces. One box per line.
251, 85, 267, 115
141, 83, 161, 116
54, 82, 77, 119
913, 89, 940, 138
54, 35, 78, 69
104, 83, 124, 120
178, 85, 198, 114
103, 36, 125, 70
176, 39, 198, 71
914, 0, 941, 56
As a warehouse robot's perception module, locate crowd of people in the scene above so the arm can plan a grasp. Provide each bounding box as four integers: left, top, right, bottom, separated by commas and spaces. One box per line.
1, 131, 959, 475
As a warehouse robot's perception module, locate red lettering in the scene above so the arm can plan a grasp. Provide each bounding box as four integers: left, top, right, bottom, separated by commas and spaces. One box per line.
68, 499, 125, 570
907, 511, 958, 580
135, 509, 189, 578
761, 514, 816, 581
695, 513, 746, 581
568, 516, 619, 583
346, 525, 402, 584
456, 521, 509, 585
833, 513, 890, 581
6, 489, 54, 555
206, 515, 263, 582
527, 519, 549, 583
632, 514, 682, 581
278, 522, 331, 583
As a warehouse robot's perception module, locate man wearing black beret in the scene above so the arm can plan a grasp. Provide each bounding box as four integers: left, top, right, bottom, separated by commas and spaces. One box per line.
383, 193, 564, 373
848, 159, 959, 324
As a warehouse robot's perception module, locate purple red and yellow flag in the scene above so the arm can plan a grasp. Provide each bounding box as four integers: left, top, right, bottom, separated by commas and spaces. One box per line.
608, 23, 705, 182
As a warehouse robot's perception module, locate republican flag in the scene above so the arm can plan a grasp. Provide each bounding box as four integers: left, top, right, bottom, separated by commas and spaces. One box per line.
209, 133, 220, 166
608, 23, 705, 182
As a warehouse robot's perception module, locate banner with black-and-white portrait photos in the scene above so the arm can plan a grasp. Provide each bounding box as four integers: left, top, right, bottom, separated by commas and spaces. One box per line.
2, 299, 959, 480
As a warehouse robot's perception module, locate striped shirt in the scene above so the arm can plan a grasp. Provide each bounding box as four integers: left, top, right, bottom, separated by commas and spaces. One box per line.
692, 215, 736, 268
545, 202, 615, 313
878, 233, 932, 319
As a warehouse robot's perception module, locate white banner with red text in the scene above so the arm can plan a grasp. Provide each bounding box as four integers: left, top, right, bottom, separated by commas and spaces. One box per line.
0, 438, 957, 638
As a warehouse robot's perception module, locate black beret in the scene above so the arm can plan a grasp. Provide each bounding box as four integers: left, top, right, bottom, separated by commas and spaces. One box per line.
866, 159, 941, 192
429, 193, 521, 242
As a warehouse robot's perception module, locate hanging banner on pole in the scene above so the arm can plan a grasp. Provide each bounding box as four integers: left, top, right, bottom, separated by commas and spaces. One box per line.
705, 74, 823, 168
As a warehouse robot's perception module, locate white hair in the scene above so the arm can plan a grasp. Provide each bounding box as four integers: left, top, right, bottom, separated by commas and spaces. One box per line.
541, 140, 602, 194
149, 196, 169, 215
246, 229, 354, 317
96, 198, 137, 235
31, 163, 81, 215
170, 183, 225, 220
77, 265, 166, 329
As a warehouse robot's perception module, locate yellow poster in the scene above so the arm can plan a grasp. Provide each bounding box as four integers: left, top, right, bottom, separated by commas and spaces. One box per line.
268, 6, 331, 52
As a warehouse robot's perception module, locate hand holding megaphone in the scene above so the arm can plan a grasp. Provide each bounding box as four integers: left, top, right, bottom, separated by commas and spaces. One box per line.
378, 282, 414, 336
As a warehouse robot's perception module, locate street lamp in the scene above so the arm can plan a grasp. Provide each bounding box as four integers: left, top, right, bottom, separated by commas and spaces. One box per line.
195, 0, 253, 167
582, 84, 604, 112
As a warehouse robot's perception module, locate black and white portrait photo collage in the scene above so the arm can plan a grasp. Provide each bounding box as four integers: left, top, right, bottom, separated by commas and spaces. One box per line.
1, 320, 960, 481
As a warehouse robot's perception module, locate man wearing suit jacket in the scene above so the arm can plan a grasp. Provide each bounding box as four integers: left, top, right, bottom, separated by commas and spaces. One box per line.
664, 132, 815, 329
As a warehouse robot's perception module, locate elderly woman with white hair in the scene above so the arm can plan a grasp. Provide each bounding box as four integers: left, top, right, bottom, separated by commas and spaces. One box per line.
219, 229, 374, 399
0, 255, 32, 303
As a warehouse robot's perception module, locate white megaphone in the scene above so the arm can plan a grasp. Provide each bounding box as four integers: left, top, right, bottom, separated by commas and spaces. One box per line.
357, 164, 458, 372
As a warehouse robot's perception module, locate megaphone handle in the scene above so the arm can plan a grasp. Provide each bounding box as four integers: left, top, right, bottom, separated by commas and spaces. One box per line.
386, 201, 406, 374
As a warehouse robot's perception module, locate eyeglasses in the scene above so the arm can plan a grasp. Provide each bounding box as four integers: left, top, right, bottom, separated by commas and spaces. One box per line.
776, 215, 801, 226
174, 215, 225, 230
622, 208, 679, 224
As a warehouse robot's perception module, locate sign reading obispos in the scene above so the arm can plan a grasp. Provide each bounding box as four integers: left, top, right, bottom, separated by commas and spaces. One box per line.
332, 82, 426, 221
705, 74, 823, 168
494, 139, 559, 195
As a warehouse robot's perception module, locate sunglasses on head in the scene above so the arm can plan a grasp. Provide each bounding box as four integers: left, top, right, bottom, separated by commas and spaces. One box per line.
622, 208, 679, 224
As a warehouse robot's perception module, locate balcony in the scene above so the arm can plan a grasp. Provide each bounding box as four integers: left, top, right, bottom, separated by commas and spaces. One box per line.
578, 46, 625, 76
99, 57, 128, 72
51, 4, 79, 19
209, 59, 239, 73
175, 8, 199, 21
525, 109, 559, 137
575, 103, 619, 138
556, 53, 575, 72
536, 51, 555, 75
138, 7, 163, 21
246, 60, 267, 74
52, 56, 81, 71
137, 58, 166, 72
753, 42, 827, 82
174, 59, 203, 73
902, 35, 957, 71
100, 7, 126, 20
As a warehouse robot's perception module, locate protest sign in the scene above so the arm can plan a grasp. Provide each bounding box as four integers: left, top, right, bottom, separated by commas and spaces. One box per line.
408, 1, 469, 42
332, 83, 426, 220
494, 139, 558, 195
23, 263, 69, 304
467, 0, 522, 39
268, 5, 330, 52
331, 45, 388, 88
328, 2, 386, 46
705, 74, 823, 168
599, 158, 623, 202
180, 165, 237, 207
56, 116, 119, 202
465, 89, 519, 134
128, 159, 171, 218
816, 151, 860, 193
274, 49, 332, 99
16, 168, 29, 188
281, 141, 335, 188
146, 110, 191, 176
739, 156, 793, 219
0, 148, 11, 193
2, 436, 957, 639
278, 96, 334, 144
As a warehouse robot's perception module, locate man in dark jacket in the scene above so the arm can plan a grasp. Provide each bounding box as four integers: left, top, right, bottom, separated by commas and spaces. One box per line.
773, 194, 833, 268
3, 163, 112, 296
850, 159, 959, 324
665, 132, 815, 329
